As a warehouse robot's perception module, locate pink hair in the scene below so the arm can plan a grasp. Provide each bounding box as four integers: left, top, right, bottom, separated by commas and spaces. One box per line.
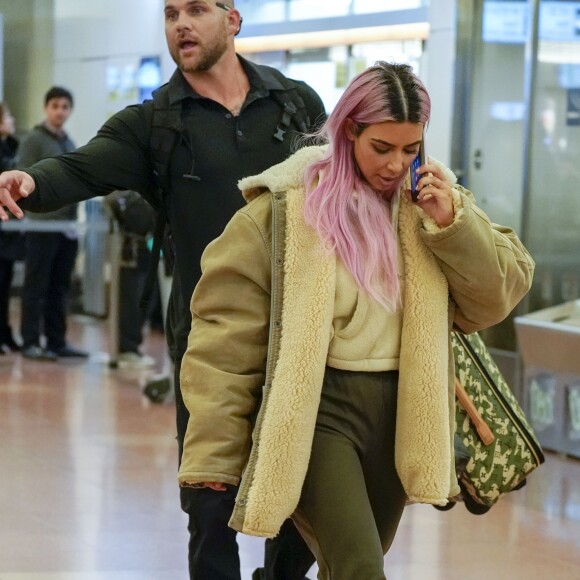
304, 62, 431, 310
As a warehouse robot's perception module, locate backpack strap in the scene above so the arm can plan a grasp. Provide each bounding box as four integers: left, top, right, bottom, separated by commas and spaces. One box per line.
267, 70, 311, 142
140, 85, 182, 310
150, 84, 183, 194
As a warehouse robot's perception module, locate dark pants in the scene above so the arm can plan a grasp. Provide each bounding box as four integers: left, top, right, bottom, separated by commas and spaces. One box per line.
20, 232, 78, 351
292, 367, 406, 580
174, 358, 315, 580
119, 240, 151, 353
0, 258, 15, 339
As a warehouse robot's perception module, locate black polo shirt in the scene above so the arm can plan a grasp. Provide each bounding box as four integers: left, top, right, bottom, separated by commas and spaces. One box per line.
22, 56, 326, 357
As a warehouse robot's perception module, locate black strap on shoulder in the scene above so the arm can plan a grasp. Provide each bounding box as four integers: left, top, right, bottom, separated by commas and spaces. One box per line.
139, 85, 182, 310
150, 84, 182, 193
267, 70, 311, 142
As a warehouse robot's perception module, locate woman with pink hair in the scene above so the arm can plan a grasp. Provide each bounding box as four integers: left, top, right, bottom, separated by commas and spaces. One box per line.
177, 62, 534, 578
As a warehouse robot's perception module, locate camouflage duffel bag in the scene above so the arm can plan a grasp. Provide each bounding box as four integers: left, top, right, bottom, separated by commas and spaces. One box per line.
451, 331, 545, 511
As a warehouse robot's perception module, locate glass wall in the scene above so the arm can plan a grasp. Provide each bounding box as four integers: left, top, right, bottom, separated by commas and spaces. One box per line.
289, 0, 351, 20
237, 0, 429, 22
467, 0, 528, 234
353, 0, 426, 12
237, 0, 428, 112
525, 0, 580, 311
461, 0, 580, 352
235, 0, 286, 23
249, 39, 424, 112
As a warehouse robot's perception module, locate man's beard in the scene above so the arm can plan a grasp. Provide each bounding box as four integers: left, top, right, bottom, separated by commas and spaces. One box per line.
174, 34, 228, 74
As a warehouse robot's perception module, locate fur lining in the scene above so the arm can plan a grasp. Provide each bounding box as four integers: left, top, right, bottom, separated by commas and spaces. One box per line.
239, 146, 327, 201
397, 194, 452, 504
242, 187, 336, 536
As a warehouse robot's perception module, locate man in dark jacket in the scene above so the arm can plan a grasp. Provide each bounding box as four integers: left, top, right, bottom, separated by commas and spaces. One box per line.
18, 86, 88, 361
0, 2, 324, 578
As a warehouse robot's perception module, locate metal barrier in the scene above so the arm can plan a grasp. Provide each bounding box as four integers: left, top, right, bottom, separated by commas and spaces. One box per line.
1, 209, 122, 367
1, 210, 171, 373
515, 300, 580, 458
83, 199, 109, 317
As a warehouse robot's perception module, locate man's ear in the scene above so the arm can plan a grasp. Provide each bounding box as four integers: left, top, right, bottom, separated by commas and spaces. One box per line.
227, 10, 243, 37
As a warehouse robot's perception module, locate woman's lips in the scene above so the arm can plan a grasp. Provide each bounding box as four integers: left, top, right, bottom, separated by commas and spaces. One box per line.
377, 175, 397, 187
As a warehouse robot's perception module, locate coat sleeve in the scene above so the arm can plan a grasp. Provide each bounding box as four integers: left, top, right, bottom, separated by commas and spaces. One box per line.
420, 186, 534, 333
178, 199, 272, 487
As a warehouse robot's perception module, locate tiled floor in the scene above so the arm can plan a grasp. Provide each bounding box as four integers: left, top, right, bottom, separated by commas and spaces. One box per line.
0, 314, 579, 579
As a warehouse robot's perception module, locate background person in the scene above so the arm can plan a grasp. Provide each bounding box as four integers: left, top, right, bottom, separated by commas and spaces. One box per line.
105, 190, 159, 369
0, 1, 325, 578
18, 86, 88, 361
0, 102, 24, 353
177, 62, 535, 580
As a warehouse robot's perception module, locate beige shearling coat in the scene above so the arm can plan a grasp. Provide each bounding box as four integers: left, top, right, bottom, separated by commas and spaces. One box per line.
178, 146, 534, 538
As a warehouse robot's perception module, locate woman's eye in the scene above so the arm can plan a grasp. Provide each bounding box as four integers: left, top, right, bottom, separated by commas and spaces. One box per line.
372, 146, 389, 154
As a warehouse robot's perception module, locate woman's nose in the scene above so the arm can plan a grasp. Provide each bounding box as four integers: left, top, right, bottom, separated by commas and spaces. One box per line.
386, 152, 404, 173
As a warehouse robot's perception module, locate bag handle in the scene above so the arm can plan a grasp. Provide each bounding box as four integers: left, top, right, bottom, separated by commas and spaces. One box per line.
455, 377, 496, 446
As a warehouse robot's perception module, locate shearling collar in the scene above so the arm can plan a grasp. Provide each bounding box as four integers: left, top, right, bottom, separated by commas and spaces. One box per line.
239, 145, 326, 202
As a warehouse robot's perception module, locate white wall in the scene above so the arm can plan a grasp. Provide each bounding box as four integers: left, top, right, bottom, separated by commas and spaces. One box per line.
0, 0, 56, 133
53, 0, 170, 146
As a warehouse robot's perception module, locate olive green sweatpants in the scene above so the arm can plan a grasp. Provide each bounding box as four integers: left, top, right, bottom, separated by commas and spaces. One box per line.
292, 367, 406, 580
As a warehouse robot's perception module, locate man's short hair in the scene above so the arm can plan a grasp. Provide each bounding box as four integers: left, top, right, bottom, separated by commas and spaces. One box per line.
44, 86, 74, 108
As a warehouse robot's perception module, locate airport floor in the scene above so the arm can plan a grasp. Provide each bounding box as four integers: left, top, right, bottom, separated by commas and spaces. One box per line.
0, 312, 579, 580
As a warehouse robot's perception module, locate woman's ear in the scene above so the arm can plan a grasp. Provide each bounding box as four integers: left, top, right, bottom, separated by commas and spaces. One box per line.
345, 119, 357, 142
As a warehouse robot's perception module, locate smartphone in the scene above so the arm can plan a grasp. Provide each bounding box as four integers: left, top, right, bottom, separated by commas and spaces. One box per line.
410, 134, 427, 203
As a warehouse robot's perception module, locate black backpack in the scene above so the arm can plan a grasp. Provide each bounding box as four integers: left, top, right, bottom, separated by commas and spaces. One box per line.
105, 190, 156, 238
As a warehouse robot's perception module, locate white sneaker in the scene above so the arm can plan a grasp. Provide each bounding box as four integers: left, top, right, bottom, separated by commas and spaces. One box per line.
117, 352, 156, 369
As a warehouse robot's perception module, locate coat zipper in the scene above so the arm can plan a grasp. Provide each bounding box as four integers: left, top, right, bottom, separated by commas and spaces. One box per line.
233, 193, 286, 520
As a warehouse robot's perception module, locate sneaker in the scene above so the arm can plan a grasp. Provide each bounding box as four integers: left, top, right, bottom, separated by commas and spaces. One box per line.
54, 345, 89, 358
118, 352, 156, 369
21, 345, 58, 362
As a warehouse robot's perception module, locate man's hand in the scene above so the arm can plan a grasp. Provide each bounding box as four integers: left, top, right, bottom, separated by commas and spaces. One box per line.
0, 170, 36, 221
203, 482, 227, 491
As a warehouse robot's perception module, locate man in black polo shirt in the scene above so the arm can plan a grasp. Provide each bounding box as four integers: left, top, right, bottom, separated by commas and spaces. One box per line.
0, 1, 325, 578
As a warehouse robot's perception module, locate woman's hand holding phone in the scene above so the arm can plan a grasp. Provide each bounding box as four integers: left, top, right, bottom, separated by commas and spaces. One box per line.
408, 133, 455, 228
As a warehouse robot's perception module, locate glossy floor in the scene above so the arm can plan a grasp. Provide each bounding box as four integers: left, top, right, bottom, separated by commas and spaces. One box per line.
0, 315, 579, 580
